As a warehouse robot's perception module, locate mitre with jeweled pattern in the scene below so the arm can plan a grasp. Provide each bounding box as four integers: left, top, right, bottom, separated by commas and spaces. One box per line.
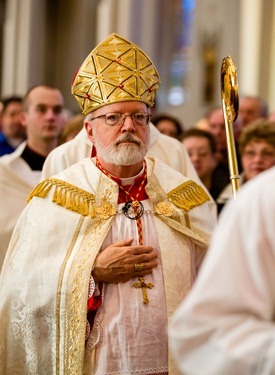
71, 33, 160, 114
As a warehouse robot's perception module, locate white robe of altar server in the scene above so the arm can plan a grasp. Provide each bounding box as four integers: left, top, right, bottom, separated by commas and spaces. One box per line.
0, 141, 41, 269
0, 156, 214, 375
169, 166, 275, 375
41, 123, 201, 184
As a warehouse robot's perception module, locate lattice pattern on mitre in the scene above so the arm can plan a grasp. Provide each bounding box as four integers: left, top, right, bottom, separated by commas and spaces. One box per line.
71, 33, 160, 114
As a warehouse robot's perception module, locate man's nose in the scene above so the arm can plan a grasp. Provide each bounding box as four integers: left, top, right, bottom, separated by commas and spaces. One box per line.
191, 154, 200, 162
121, 115, 135, 131
45, 108, 56, 119
254, 153, 265, 162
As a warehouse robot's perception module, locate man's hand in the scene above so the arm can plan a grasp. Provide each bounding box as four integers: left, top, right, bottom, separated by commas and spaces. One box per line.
92, 238, 158, 283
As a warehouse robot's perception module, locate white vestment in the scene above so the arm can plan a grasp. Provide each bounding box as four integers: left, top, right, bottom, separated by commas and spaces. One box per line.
169, 166, 275, 375
0, 141, 41, 269
0, 156, 215, 375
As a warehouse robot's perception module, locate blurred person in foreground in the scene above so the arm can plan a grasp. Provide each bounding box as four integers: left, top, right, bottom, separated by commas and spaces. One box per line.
182, 128, 229, 204
0, 95, 25, 156
0, 84, 64, 269
217, 119, 275, 211
169, 165, 275, 375
0, 33, 215, 374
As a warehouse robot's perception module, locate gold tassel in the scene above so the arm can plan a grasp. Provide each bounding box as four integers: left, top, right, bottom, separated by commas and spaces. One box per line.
27, 178, 96, 217
168, 180, 210, 212
27, 179, 53, 202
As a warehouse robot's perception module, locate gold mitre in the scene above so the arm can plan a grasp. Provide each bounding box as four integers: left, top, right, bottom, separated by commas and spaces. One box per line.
71, 33, 160, 114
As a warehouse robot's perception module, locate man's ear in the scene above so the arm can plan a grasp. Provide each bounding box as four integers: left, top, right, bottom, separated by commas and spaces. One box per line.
85, 120, 94, 143
20, 111, 27, 129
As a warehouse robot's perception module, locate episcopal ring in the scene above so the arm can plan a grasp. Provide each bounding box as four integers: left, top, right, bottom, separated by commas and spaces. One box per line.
134, 263, 144, 272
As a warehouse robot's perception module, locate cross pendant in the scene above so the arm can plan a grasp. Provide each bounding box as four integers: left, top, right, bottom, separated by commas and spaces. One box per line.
133, 276, 154, 305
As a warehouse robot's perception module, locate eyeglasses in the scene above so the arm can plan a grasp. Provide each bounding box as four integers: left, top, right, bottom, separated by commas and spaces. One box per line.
242, 150, 275, 160
90, 112, 150, 126
188, 150, 213, 158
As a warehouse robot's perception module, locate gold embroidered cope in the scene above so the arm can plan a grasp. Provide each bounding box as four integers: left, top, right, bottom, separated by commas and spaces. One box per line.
27, 178, 209, 218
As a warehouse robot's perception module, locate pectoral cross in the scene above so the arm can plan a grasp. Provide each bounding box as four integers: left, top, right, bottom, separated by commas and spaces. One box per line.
133, 277, 154, 305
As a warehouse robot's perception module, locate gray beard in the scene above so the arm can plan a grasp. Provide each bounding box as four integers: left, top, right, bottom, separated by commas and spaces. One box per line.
93, 130, 149, 166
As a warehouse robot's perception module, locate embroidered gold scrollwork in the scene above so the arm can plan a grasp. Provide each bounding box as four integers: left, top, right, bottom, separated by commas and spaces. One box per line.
95, 201, 116, 219
155, 202, 174, 217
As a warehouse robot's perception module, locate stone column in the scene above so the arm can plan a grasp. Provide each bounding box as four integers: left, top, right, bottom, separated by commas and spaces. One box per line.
1, 0, 46, 96
239, 0, 263, 95
96, 0, 161, 63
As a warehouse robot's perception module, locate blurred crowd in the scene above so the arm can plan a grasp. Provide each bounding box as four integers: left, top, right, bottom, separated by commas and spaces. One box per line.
152, 95, 275, 214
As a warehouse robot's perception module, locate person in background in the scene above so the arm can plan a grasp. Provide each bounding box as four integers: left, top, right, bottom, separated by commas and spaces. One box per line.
194, 116, 210, 131
182, 128, 229, 205
0, 84, 64, 269
58, 113, 85, 144
206, 107, 228, 166
152, 113, 184, 140
207, 106, 242, 172
217, 118, 275, 211
268, 110, 275, 122
169, 165, 275, 375
239, 94, 268, 128
0, 33, 215, 374
0, 96, 25, 156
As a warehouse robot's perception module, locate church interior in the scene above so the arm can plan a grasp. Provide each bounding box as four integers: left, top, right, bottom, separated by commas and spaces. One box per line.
0, 0, 274, 128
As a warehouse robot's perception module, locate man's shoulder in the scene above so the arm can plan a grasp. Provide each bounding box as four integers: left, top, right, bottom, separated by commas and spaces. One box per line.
28, 158, 96, 216
153, 132, 184, 150
49, 128, 90, 155
146, 155, 184, 176
0, 134, 17, 157
0, 148, 19, 165
237, 167, 275, 204
147, 156, 205, 192
50, 157, 92, 181
220, 167, 275, 221
42, 135, 92, 179
0, 142, 27, 168
147, 129, 197, 178
147, 157, 211, 214
51, 137, 90, 155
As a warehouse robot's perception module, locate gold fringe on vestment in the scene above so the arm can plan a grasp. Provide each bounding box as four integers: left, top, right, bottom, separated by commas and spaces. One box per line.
168, 181, 210, 212
27, 178, 209, 219
27, 178, 96, 217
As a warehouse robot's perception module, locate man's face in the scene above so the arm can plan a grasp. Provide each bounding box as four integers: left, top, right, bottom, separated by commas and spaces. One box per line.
1, 101, 25, 139
239, 98, 263, 126
208, 109, 227, 152
183, 136, 217, 180
85, 101, 150, 166
22, 86, 64, 142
